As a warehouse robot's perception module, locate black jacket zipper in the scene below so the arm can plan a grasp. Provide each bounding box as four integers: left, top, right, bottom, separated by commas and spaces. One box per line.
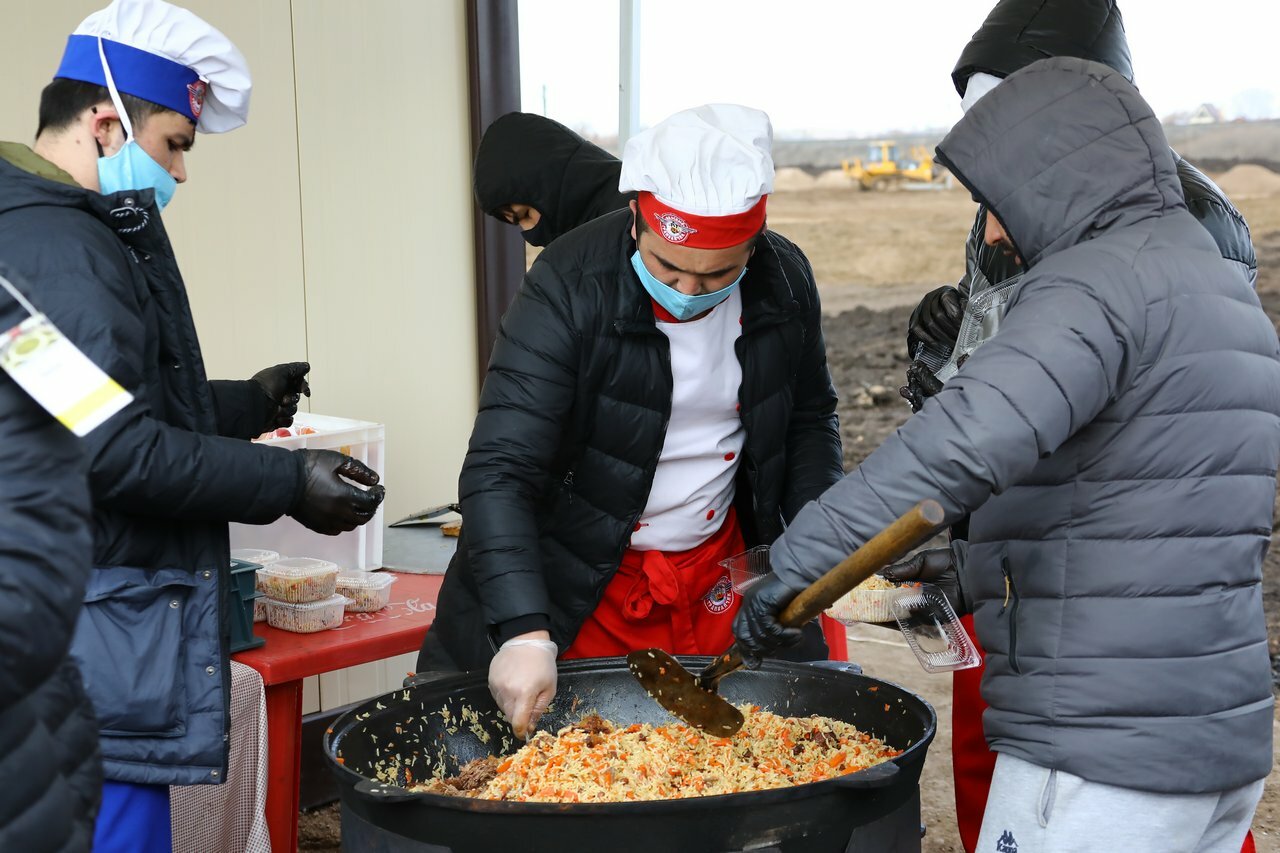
1000, 556, 1022, 675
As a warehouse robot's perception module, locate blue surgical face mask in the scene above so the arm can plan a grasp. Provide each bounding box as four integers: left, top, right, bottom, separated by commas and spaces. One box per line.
98, 140, 177, 210
93, 35, 178, 211
630, 250, 746, 322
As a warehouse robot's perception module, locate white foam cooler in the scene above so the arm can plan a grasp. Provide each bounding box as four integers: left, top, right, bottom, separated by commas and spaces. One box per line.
229, 413, 385, 570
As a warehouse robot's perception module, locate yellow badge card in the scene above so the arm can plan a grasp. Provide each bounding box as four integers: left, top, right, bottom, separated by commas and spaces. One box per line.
0, 312, 133, 436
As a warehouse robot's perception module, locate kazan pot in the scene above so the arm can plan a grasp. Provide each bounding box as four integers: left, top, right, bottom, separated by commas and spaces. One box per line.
325, 657, 936, 853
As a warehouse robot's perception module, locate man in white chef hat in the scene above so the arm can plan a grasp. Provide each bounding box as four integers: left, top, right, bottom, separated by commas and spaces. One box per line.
419, 104, 843, 739
0, 2, 385, 850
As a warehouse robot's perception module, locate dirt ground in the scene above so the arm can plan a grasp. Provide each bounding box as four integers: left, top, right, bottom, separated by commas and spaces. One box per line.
300, 179, 1280, 851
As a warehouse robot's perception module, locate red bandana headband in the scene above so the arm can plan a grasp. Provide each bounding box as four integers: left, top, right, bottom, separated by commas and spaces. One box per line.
637, 191, 768, 250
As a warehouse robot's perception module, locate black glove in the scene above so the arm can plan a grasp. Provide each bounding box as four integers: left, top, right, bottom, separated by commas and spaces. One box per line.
252, 362, 312, 430
906, 286, 964, 354
733, 575, 804, 667
880, 548, 966, 616
289, 449, 385, 535
899, 360, 945, 413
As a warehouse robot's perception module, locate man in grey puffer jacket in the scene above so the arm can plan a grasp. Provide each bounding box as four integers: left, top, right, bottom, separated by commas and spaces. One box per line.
736, 56, 1278, 851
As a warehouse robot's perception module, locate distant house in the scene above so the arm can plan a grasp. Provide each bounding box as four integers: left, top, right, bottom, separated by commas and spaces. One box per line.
1188, 103, 1225, 125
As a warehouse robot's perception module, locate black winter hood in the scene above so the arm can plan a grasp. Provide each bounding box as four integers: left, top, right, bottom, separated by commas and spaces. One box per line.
473, 113, 630, 246
936, 57, 1183, 269
952, 0, 1133, 97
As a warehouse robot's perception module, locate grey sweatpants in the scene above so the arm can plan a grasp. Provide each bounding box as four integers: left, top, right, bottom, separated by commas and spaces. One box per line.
977, 753, 1263, 853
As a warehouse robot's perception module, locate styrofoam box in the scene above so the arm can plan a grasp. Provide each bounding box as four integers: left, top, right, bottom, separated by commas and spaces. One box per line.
229, 413, 385, 570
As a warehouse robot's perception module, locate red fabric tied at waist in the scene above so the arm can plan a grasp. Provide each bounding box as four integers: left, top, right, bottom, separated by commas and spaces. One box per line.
623, 549, 690, 620
563, 507, 745, 659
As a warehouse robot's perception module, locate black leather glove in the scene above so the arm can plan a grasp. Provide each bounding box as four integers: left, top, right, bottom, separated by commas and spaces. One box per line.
289, 449, 385, 535
252, 362, 312, 430
881, 548, 966, 616
899, 360, 945, 413
906, 286, 964, 354
733, 575, 804, 668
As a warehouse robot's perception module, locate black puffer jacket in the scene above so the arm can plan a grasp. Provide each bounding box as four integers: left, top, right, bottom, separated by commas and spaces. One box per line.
473, 112, 630, 246
952, 0, 1133, 97
0, 274, 100, 852
420, 210, 843, 670
0, 145, 304, 786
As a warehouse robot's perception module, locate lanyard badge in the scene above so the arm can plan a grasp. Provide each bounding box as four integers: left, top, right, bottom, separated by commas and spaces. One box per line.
0, 273, 133, 436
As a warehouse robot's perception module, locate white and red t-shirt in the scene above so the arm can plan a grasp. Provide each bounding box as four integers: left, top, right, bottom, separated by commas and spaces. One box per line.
630, 289, 745, 552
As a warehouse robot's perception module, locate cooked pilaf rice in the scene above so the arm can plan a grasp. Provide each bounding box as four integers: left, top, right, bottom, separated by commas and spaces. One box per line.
410, 706, 901, 803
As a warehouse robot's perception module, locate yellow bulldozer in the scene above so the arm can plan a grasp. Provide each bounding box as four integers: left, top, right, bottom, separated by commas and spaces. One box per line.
841, 140, 948, 191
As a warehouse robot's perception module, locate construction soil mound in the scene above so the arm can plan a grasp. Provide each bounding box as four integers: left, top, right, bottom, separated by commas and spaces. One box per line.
774, 167, 817, 191
1214, 164, 1280, 198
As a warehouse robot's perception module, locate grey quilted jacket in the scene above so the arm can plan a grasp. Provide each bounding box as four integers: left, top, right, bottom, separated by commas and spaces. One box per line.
770, 57, 1279, 794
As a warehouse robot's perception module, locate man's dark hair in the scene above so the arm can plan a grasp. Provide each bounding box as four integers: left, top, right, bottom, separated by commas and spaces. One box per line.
635, 210, 767, 251
37, 78, 171, 138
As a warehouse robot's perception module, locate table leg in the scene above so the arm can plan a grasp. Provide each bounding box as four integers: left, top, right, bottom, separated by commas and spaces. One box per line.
264, 680, 303, 853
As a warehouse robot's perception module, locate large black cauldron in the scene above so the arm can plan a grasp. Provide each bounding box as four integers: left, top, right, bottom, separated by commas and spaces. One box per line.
325, 658, 935, 853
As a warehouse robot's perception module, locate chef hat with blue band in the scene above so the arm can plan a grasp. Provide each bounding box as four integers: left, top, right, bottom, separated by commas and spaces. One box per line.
53, 0, 250, 134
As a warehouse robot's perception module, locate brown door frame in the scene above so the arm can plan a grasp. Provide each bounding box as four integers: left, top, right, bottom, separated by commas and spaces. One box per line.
466, 0, 525, 387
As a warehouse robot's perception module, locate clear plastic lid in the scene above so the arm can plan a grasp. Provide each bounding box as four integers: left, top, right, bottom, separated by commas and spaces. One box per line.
890, 583, 981, 673
230, 548, 281, 567
260, 557, 339, 578
719, 545, 772, 593
264, 594, 350, 612
336, 571, 396, 590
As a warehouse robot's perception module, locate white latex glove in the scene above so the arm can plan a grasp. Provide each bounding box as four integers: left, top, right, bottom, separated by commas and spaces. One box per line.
488, 635, 558, 740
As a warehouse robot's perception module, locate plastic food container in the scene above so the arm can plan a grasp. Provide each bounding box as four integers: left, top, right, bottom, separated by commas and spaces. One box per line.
825, 575, 920, 624
255, 557, 339, 603
891, 584, 981, 673
230, 548, 281, 567
254, 597, 268, 623
263, 594, 350, 633
336, 571, 396, 613
720, 545, 773, 594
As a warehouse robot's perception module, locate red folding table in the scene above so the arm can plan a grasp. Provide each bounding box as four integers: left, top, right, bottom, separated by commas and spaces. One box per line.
234, 571, 443, 853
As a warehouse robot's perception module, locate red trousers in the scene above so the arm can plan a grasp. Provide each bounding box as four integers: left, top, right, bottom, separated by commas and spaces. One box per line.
563, 510, 746, 659
952, 615, 1256, 853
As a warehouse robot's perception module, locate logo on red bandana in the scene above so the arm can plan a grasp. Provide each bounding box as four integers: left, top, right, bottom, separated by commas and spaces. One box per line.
187, 80, 207, 119
654, 211, 698, 244
703, 575, 735, 614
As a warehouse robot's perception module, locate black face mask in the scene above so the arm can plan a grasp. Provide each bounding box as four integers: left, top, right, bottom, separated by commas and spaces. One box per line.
520, 215, 556, 247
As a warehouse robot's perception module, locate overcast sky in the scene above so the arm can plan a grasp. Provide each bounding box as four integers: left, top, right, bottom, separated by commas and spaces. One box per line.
518, 0, 1280, 139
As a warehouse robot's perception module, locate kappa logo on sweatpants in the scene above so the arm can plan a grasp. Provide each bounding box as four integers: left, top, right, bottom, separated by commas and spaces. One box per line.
996, 830, 1018, 853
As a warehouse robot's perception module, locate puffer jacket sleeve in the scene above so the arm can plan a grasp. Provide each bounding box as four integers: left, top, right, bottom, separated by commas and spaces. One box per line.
207, 379, 276, 440
460, 257, 581, 626
769, 265, 1140, 590
0, 296, 92, 715
41, 264, 304, 525
779, 248, 843, 520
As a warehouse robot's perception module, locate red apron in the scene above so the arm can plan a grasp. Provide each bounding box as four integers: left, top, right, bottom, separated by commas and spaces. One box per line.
952, 615, 1258, 853
563, 508, 745, 659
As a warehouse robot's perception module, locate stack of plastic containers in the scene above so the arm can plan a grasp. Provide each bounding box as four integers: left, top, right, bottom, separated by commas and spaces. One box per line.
254, 556, 348, 634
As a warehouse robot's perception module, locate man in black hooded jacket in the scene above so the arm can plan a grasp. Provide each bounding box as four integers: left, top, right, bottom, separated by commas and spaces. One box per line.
473, 112, 631, 246
892, 3, 1260, 851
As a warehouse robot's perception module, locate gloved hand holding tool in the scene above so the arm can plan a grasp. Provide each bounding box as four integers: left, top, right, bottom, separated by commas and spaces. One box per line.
289, 449, 385, 535
488, 633, 558, 740
253, 361, 312, 430
628, 500, 945, 736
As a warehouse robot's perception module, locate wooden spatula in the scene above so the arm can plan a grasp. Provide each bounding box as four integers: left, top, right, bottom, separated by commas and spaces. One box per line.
627, 500, 945, 736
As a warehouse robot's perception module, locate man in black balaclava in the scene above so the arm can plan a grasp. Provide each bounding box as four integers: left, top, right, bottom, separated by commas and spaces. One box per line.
473, 112, 631, 247
888, 4, 1261, 853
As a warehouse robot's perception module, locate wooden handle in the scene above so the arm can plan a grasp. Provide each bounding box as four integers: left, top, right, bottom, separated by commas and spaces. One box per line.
777, 500, 945, 628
